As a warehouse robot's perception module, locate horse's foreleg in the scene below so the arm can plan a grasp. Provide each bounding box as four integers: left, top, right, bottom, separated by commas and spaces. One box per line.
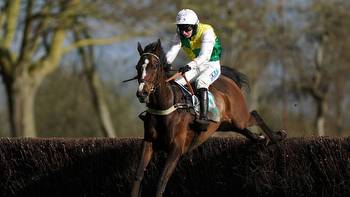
130, 140, 153, 197
250, 110, 287, 143
155, 145, 182, 197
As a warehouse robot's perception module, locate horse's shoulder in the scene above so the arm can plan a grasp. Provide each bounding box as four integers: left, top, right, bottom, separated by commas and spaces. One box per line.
169, 82, 189, 102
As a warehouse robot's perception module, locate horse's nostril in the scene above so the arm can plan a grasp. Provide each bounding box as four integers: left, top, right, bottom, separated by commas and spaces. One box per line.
136, 90, 148, 103
137, 90, 148, 97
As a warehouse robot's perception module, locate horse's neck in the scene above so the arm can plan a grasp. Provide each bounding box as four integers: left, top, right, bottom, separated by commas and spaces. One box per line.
148, 81, 174, 110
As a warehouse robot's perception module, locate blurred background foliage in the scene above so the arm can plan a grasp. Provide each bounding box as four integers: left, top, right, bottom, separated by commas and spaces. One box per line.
0, 0, 349, 137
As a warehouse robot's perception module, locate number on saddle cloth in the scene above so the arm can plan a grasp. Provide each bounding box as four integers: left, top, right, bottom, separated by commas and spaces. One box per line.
175, 82, 220, 122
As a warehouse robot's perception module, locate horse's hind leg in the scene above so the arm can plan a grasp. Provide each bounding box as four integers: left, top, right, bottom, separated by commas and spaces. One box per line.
250, 110, 287, 143
218, 122, 265, 143
131, 140, 154, 197
236, 128, 266, 143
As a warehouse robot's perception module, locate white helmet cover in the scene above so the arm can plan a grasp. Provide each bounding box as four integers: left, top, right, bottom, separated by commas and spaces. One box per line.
176, 9, 199, 25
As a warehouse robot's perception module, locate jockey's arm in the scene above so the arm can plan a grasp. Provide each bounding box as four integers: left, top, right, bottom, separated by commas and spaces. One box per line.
187, 28, 215, 68
166, 34, 181, 64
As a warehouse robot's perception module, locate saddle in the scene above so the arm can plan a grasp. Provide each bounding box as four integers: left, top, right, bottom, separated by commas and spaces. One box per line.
174, 82, 220, 122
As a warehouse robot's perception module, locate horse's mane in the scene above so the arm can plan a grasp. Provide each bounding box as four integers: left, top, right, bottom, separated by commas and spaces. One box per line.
221, 66, 249, 90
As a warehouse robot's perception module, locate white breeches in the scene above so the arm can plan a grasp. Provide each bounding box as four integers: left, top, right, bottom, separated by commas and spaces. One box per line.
175, 61, 221, 90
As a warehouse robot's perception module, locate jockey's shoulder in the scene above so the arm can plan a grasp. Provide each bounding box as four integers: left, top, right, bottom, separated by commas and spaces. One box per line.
198, 23, 215, 33
199, 23, 213, 29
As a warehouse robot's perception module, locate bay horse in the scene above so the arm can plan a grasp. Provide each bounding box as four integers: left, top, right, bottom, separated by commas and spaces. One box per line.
130, 39, 286, 197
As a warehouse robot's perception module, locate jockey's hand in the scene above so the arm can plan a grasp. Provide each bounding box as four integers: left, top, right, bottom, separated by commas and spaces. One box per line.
178, 65, 191, 74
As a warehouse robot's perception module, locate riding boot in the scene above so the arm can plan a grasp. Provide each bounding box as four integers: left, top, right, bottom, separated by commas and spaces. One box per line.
195, 88, 209, 131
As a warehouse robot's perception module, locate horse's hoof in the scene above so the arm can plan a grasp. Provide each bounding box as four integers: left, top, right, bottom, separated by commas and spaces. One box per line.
276, 129, 287, 140
264, 138, 272, 146
256, 134, 267, 144
268, 129, 287, 144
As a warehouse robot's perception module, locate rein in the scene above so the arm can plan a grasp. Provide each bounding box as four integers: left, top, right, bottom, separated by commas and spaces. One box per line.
166, 72, 194, 95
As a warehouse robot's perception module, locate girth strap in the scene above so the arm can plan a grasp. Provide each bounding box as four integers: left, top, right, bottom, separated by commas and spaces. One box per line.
147, 106, 177, 115
146, 103, 191, 116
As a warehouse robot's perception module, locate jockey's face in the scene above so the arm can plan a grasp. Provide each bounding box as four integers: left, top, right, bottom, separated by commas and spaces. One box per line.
178, 24, 194, 38
181, 29, 193, 38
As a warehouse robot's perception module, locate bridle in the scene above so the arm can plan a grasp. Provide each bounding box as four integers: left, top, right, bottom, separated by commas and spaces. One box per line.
137, 52, 161, 100
141, 52, 160, 62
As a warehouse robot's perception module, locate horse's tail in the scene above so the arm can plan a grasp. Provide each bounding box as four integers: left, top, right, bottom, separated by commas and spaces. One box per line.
221, 66, 249, 89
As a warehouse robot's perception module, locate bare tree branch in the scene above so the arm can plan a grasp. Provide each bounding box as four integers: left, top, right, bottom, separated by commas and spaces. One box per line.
17, 0, 34, 67
31, 29, 66, 79
1, 0, 20, 48
0, 4, 5, 36
62, 31, 151, 54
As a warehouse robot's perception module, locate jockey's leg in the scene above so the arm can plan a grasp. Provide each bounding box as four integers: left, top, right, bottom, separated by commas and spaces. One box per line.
195, 88, 209, 131
195, 61, 221, 90
194, 61, 221, 131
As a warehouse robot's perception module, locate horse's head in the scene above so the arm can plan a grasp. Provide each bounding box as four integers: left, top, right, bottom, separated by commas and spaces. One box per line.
135, 39, 165, 103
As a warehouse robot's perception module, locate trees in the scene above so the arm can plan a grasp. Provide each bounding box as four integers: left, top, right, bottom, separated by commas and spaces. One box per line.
290, 0, 350, 135
0, 0, 152, 137
0, 1, 75, 136
75, 31, 116, 137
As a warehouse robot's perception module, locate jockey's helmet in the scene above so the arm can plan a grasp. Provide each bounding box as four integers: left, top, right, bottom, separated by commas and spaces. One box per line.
176, 9, 199, 25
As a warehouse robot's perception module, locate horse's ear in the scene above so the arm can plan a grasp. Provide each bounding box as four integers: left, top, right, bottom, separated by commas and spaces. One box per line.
156, 39, 162, 48
137, 42, 143, 55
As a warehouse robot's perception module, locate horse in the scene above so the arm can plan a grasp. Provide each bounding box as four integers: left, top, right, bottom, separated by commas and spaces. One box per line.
130, 39, 286, 197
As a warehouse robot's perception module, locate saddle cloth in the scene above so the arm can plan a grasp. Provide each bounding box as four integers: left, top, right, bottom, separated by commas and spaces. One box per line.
175, 82, 220, 122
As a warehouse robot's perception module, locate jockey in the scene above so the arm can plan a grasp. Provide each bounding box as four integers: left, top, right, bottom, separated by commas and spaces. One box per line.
166, 9, 222, 131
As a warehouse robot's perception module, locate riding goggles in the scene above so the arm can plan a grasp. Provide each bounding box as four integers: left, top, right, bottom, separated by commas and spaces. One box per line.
177, 24, 194, 32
